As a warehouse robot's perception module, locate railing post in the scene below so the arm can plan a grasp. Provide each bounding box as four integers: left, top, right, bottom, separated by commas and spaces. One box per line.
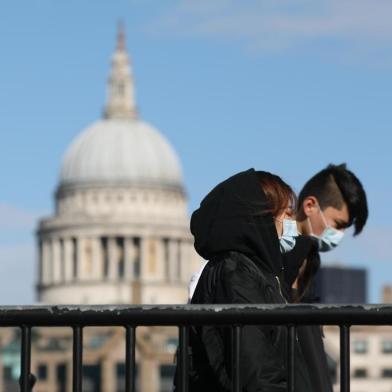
287, 324, 295, 392
125, 325, 136, 392
231, 325, 241, 392
178, 326, 189, 392
20, 325, 32, 392
72, 326, 83, 392
340, 324, 350, 392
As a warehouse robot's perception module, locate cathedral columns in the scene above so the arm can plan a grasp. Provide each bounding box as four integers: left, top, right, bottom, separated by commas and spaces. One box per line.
154, 239, 164, 281
139, 357, 160, 392
108, 237, 117, 280
176, 240, 182, 282
168, 239, 182, 282
52, 239, 61, 283
140, 237, 148, 280
146, 238, 157, 279
101, 358, 115, 391
41, 240, 51, 285
77, 237, 84, 280
167, 240, 176, 282
63, 238, 73, 282
91, 237, 101, 280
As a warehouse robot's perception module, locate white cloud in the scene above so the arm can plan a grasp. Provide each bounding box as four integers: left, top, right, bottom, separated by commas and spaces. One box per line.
149, 0, 392, 58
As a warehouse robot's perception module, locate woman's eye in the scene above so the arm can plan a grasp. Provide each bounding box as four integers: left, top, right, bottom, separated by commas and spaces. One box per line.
286, 210, 296, 219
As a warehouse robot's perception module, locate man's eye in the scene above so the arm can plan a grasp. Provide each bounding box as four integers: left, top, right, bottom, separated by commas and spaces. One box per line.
335, 222, 346, 230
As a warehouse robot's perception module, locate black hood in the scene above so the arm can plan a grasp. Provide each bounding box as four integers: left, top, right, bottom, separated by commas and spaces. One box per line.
190, 169, 283, 276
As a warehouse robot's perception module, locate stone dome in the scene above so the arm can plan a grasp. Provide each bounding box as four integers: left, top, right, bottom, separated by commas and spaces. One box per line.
59, 118, 183, 190
57, 27, 184, 193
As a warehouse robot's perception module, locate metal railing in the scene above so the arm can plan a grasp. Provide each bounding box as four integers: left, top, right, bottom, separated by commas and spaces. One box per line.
1, 304, 392, 392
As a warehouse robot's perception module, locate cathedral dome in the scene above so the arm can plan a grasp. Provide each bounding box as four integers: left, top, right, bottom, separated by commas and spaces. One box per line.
59, 118, 183, 190
58, 25, 183, 192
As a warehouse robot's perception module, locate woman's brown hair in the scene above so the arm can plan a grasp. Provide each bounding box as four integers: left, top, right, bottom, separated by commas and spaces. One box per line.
255, 171, 297, 217
292, 254, 320, 303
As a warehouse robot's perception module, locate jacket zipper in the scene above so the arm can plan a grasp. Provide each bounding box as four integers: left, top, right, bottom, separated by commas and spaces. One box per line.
275, 276, 288, 304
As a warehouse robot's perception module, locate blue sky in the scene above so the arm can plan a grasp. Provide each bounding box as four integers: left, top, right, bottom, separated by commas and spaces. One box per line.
0, 0, 391, 303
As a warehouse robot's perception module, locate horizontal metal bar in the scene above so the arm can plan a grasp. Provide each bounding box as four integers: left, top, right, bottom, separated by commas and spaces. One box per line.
0, 304, 390, 326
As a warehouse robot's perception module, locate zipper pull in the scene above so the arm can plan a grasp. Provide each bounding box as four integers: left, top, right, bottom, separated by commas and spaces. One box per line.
275, 276, 288, 304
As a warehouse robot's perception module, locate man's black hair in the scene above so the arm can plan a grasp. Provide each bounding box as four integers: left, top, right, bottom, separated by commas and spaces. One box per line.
298, 163, 368, 235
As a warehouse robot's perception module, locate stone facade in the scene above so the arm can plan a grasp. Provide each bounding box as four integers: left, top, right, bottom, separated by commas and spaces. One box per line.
36, 184, 194, 305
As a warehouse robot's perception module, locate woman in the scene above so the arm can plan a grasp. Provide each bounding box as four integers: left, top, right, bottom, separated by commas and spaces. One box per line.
176, 169, 312, 392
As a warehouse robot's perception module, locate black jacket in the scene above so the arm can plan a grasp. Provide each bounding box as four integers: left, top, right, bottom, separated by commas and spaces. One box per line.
282, 237, 333, 392
175, 169, 313, 392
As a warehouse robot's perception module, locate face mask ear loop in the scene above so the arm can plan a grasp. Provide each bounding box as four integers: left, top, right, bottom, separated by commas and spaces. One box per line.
318, 205, 330, 229
307, 216, 314, 235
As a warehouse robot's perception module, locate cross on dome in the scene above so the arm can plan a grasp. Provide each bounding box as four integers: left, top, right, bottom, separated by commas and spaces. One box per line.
117, 21, 126, 51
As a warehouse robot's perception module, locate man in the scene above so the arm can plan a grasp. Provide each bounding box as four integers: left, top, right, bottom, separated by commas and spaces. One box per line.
283, 163, 368, 392
296, 162, 367, 248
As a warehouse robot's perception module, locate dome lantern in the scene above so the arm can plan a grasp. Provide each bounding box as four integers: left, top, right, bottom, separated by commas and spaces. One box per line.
103, 23, 137, 120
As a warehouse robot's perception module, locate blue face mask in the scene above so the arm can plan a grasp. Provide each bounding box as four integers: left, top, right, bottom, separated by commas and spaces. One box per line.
308, 207, 345, 252
316, 226, 345, 252
279, 219, 298, 253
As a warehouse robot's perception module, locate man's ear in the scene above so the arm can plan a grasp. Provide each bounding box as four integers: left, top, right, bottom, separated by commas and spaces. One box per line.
302, 196, 318, 217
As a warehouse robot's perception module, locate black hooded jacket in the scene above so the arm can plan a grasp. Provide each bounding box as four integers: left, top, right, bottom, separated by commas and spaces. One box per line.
176, 169, 312, 392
